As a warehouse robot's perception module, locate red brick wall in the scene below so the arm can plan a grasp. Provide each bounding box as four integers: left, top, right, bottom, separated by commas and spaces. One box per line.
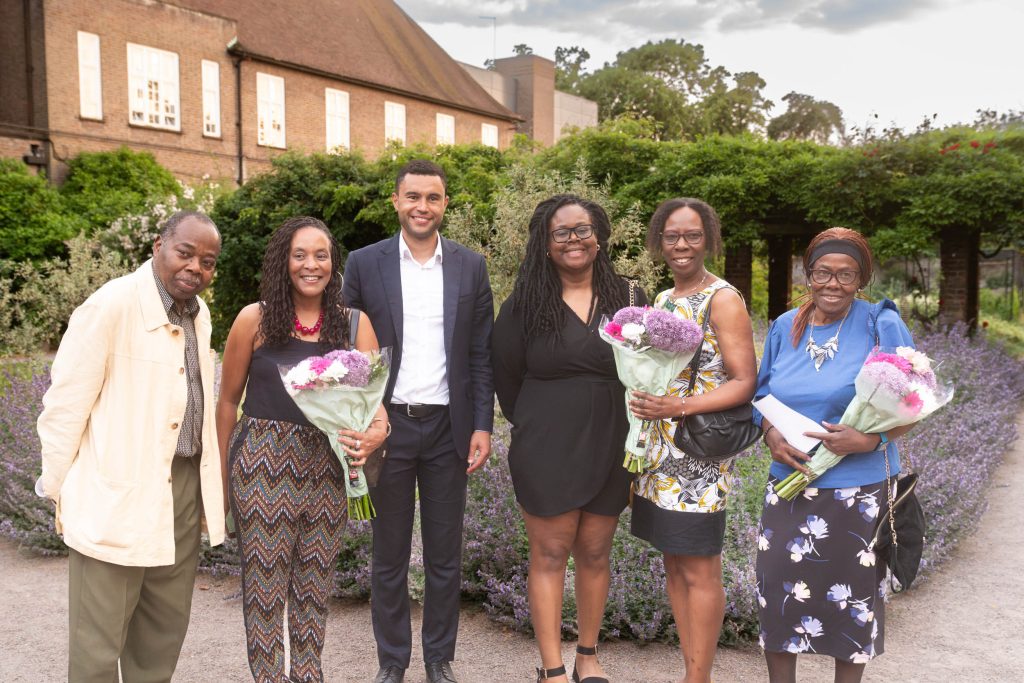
41, 0, 516, 186
938, 226, 980, 329
44, 0, 238, 184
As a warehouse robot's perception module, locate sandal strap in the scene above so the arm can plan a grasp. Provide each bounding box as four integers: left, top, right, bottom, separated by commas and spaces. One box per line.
536, 664, 567, 679
575, 645, 599, 656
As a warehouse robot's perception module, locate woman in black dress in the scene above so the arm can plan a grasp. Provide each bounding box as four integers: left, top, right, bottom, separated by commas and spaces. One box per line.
493, 194, 646, 683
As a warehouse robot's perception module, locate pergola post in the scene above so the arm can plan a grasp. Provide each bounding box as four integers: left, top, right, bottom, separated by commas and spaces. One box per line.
767, 235, 793, 321
938, 226, 979, 330
724, 244, 753, 310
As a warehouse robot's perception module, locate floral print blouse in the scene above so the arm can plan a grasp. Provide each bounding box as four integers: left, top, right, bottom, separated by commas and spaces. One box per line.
633, 280, 736, 513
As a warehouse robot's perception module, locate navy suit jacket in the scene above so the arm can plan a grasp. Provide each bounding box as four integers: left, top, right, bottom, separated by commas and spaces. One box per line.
342, 234, 495, 459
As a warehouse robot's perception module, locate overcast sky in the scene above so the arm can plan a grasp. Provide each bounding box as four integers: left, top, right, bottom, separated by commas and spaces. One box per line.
397, 0, 1023, 134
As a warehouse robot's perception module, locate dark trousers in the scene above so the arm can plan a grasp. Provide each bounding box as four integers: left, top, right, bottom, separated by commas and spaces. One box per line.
68, 455, 201, 683
370, 408, 467, 669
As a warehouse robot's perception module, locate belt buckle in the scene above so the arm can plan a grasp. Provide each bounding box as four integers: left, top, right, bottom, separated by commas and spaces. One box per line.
405, 404, 416, 418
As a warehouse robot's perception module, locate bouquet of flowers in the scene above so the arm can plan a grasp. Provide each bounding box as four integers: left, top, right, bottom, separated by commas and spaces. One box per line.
599, 306, 704, 472
280, 347, 392, 520
774, 346, 953, 500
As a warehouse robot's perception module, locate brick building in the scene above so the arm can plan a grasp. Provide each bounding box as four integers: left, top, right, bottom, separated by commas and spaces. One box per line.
0, 0, 526, 184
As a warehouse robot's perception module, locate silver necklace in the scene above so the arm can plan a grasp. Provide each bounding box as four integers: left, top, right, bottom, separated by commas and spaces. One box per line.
806, 307, 850, 371
672, 270, 709, 301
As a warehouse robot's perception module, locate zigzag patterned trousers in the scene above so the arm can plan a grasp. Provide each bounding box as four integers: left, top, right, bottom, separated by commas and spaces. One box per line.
230, 416, 348, 683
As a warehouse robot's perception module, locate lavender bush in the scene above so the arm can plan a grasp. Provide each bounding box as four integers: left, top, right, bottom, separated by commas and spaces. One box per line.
3, 324, 1023, 644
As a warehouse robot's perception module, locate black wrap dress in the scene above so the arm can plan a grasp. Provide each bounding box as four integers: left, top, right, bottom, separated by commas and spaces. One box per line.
492, 290, 646, 517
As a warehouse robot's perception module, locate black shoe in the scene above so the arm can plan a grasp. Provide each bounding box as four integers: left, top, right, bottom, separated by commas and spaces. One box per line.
374, 665, 405, 683
537, 664, 567, 682
425, 660, 458, 683
572, 645, 609, 683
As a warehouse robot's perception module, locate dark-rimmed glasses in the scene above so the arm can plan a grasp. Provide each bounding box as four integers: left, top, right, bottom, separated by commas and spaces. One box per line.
808, 269, 860, 286
550, 224, 594, 243
661, 231, 704, 246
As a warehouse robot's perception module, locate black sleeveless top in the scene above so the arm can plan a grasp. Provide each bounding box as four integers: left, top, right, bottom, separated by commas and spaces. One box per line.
242, 338, 323, 427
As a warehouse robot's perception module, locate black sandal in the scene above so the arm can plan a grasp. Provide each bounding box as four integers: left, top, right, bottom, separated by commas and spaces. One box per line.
536, 664, 567, 682
572, 645, 610, 683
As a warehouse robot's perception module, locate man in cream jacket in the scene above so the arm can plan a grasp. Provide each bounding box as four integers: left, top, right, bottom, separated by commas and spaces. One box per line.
37, 211, 226, 683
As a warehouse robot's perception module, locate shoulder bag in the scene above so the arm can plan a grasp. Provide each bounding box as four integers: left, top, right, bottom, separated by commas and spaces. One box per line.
671, 288, 762, 461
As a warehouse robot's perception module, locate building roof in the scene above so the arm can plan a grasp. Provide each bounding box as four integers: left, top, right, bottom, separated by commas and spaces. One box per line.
168, 0, 520, 121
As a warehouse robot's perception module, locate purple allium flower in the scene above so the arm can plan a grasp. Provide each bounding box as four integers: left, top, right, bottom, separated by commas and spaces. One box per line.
612, 306, 645, 326
325, 349, 371, 387
643, 309, 703, 353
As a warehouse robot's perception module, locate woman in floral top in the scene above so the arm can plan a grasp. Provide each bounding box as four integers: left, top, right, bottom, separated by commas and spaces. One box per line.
628, 198, 757, 683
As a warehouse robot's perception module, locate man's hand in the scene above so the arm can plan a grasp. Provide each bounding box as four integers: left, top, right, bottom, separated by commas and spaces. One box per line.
466, 431, 491, 474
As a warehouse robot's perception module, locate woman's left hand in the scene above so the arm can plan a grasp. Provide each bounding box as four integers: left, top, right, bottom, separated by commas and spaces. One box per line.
804, 421, 879, 456
629, 390, 684, 421
338, 422, 388, 467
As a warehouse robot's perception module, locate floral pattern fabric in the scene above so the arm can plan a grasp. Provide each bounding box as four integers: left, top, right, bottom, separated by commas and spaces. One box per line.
756, 476, 890, 662
633, 280, 735, 513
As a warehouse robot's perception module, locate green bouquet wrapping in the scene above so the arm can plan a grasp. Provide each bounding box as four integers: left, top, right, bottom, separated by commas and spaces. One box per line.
279, 347, 391, 520
599, 306, 703, 473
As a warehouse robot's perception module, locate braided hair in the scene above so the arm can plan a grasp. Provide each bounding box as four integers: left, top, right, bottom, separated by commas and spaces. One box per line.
511, 194, 629, 345
257, 216, 350, 352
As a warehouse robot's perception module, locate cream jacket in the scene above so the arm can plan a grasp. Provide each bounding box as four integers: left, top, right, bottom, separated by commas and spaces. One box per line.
37, 260, 225, 566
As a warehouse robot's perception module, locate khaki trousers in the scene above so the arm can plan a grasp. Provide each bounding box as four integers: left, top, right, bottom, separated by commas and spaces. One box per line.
68, 455, 202, 683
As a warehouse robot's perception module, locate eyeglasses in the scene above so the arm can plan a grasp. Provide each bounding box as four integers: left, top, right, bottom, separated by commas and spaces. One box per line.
661, 231, 704, 246
550, 224, 594, 243
808, 269, 860, 286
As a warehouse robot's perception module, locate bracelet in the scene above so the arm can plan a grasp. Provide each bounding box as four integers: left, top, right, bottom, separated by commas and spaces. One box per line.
763, 424, 776, 442
877, 431, 889, 451
679, 397, 688, 418
371, 417, 393, 437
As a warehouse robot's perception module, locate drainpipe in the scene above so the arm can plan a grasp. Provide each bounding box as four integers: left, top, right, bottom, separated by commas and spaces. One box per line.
232, 55, 243, 186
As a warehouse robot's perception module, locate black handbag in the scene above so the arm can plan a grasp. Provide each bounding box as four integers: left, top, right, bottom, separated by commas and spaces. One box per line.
671, 289, 762, 461
872, 462, 926, 592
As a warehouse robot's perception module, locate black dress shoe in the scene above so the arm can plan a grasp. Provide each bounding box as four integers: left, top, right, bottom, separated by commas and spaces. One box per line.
425, 660, 458, 683
374, 665, 405, 683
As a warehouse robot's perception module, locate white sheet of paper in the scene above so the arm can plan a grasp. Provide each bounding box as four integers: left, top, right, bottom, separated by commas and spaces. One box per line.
752, 394, 823, 453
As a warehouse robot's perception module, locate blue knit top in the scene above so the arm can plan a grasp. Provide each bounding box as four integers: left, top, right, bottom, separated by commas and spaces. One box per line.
752, 298, 915, 488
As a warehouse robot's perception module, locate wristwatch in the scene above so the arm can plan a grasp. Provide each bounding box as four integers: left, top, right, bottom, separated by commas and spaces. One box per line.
876, 432, 889, 451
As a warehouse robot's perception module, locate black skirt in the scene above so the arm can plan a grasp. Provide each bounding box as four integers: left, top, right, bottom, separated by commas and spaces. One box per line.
756, 477, 889, 662
630, 494, 726, 556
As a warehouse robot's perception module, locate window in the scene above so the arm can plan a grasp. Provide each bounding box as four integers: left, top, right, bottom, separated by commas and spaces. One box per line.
325, 88, 350, 152
77, 31, 102, 120
436, 113, 455, 145
127, 43, 180, 131
201, 60, 221, 137
384, 101, 405, 144
257, 72, 286, 148
481, 122, 499, 148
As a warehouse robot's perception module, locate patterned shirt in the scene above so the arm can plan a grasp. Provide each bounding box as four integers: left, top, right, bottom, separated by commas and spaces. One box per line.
152, 269, 203, 457
633, 280, 736, 513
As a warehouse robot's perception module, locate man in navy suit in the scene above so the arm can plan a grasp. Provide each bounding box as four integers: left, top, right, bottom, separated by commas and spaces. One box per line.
342, 160, 494, 683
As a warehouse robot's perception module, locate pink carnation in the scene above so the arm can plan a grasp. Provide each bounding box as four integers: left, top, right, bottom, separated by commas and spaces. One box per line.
865, 351, 913, 374
308, 356, 332, 375
901, 390, 924, 415
604, 321, 624, 339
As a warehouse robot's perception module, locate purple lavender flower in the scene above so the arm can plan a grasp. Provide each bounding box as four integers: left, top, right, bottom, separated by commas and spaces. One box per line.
612, 306, 645, 326
643, 309, 703, 353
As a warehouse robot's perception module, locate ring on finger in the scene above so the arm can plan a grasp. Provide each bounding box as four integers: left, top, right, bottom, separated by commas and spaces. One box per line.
355, 439, 361, 450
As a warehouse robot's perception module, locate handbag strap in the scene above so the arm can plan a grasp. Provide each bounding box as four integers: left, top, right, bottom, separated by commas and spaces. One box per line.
627, 279, 637, 307
684, 288, 718, 397
348, 308, 359, 347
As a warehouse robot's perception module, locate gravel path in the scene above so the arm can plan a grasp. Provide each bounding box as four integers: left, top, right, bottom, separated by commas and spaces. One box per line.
3, 419, 1022, 682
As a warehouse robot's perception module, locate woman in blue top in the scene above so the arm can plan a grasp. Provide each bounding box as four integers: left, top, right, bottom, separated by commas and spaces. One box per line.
752, 228, 915, 683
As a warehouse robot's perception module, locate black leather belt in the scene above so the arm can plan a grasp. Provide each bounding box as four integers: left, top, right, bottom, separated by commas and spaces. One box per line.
389, 403, 447, 419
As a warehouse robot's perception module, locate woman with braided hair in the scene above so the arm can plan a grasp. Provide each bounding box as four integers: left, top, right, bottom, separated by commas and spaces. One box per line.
493, 194, 647, 683
217, 216, 388, 682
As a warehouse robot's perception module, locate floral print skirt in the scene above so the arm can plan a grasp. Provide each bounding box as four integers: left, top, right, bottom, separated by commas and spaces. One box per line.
756, 477, 889, 663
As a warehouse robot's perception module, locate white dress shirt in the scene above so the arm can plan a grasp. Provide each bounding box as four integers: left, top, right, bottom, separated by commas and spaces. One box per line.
392, 232, 449, 405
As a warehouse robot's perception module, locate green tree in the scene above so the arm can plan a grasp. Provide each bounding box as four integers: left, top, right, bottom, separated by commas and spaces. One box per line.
0, 160, 81, 260
554, 45, 590, 93
512, 43, 533, 55
60, 147, 181, 230
767, 92, 845, 144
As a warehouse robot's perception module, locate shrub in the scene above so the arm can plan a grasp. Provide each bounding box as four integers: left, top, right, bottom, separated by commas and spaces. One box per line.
60, 147, 181, 231
0, 235, 129, 355
0, 160, 81, 260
